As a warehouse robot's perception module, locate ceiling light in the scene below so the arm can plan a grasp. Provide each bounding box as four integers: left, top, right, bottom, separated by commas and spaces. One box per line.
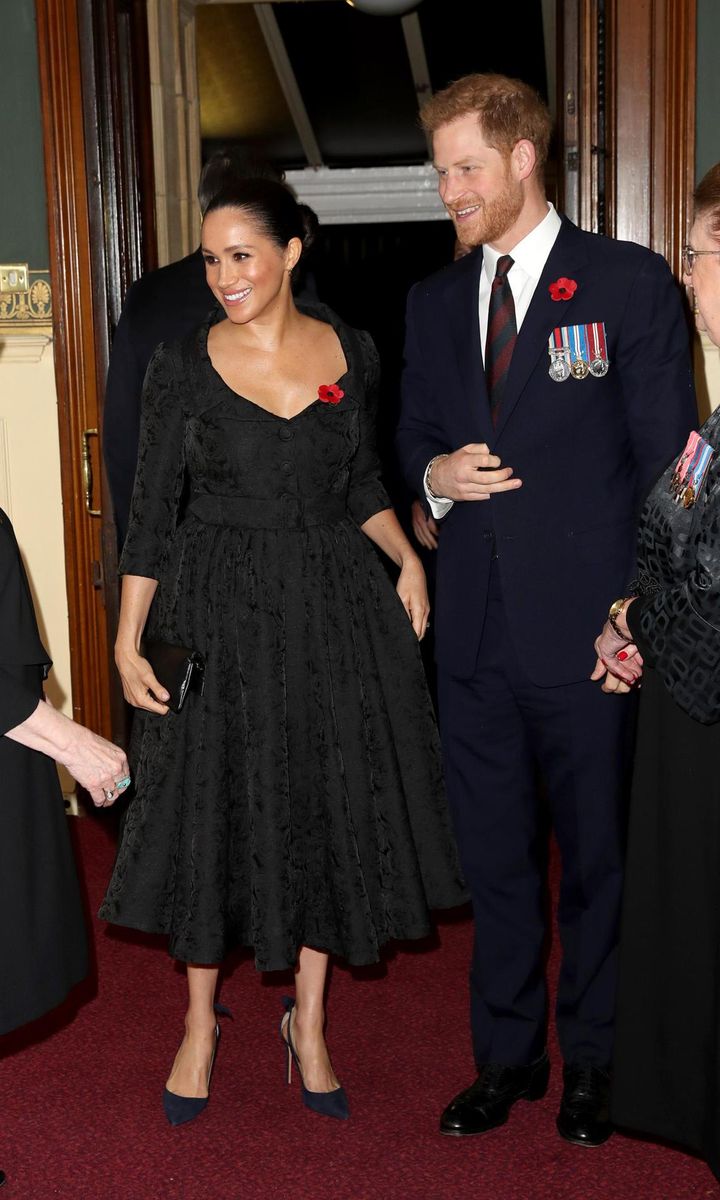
345, 0, 423, 15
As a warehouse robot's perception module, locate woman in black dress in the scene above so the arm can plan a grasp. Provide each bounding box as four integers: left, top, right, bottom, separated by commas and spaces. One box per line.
591, 163, 720, 1180
1, 508, 130, 1188
101, 180, 465, 1125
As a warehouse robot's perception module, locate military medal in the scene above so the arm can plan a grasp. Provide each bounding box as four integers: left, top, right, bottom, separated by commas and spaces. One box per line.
587, 322, 610, 376
670, 430, 714, 508
569, 324, 590, 379
547, 328, 571, 381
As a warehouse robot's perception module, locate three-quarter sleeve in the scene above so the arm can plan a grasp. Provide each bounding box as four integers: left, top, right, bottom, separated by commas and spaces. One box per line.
347, 332, 391, 527
0, 667, 41, 737
119, 344, 187, 578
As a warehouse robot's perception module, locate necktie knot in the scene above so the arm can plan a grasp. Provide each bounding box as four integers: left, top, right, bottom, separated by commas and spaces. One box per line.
495, 254, 514, 281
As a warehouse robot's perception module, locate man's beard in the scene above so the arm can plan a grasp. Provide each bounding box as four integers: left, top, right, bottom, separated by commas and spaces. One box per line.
449, 178, 524, 248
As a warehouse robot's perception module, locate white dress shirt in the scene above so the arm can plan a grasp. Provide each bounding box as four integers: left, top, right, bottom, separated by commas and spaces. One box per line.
424, 203, 563, 520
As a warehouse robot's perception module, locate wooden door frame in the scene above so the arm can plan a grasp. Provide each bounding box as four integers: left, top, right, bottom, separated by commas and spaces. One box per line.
35, 0, 155, 742
557, 0, 696, 276
36, 0, 111, 736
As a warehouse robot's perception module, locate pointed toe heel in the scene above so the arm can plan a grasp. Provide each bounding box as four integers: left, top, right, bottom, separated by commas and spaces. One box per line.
163, 1003, 232, 1127
280, 996, 350, 1121
163, 1087, 208, 1127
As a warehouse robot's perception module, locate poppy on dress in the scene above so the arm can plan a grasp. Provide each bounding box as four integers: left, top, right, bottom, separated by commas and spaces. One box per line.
318, 384, 344, 404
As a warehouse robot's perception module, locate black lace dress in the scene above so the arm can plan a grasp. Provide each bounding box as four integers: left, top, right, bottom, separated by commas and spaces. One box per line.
100, 306, 465, 970
611, 405, 720, 1179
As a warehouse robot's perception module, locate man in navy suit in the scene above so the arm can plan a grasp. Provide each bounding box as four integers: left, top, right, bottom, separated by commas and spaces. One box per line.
397, 73, 696, 1146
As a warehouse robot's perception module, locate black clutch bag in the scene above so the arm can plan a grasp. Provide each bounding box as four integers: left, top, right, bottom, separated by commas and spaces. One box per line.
143, 640, 205, 714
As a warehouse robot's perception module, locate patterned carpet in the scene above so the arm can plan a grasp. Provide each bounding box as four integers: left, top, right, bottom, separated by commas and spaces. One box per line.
0, 817, 715, 1199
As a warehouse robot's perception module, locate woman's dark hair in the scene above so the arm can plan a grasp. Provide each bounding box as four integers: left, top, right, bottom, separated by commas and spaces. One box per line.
203, 179, 318, 256
695, 163, 720, 238
197, 149, 284, 215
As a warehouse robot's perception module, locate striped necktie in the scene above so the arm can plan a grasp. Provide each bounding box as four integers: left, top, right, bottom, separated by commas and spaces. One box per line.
485, 254, 517, 424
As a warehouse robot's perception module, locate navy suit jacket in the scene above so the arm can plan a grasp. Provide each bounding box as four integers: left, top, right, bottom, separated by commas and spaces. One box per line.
103, 249, 215, 544
397, 217, 697, 684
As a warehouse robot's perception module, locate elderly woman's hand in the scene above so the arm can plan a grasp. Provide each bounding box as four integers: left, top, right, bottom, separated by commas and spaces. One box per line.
5, 698, 131, 808
56, 721, 131, 808
591, 620, 644, 691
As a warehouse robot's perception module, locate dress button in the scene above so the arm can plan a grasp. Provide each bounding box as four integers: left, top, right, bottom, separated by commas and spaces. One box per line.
280, 461, 294, 475
279, 426, 294, 441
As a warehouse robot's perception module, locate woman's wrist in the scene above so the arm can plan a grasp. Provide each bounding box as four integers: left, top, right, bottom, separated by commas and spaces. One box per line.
398, 549, 422, 572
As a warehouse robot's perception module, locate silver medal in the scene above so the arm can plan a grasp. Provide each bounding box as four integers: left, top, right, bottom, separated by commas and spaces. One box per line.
548, 350, 571, 382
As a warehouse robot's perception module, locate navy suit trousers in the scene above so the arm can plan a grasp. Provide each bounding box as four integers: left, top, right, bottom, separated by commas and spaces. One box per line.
438, 563, 636, 1068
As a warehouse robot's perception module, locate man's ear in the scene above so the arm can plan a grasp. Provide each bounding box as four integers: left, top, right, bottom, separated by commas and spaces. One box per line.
512, 139, 537, 182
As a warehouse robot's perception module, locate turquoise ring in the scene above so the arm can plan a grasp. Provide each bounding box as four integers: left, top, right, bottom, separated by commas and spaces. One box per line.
115, 776, 132, 790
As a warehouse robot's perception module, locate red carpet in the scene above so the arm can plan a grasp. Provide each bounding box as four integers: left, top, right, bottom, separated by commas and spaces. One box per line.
0, 817, 715, 1199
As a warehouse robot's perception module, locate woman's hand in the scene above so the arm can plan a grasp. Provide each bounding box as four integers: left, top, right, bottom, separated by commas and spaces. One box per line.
57, 722, 131, 808
591, 620, 644, 691
396, 556, 431, 639
115, 644, 170, 715
5, 698, 131, 808
411, 499, 440, 551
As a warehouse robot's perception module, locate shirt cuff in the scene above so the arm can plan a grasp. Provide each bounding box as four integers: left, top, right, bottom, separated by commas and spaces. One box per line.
424, 459, 454, 521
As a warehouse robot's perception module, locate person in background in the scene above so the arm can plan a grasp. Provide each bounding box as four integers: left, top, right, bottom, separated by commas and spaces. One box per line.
102, 150, 290, 544
100, 179, 465, 1129
0, 507, 130, 1189
396, 72, 696, 1148
592, 162, 720, 1185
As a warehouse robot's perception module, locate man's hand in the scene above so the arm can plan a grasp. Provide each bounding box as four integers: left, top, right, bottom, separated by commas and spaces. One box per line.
411, 499, 440, 550
431, 444, 522, 502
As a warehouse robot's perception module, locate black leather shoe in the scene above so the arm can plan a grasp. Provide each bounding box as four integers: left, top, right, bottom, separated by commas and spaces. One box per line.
440, 1052, 550, 1136
556, 1062, 612, 1147
0, 1169, 6, 1187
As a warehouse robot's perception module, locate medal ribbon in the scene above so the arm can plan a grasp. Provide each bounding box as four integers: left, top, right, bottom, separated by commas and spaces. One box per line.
674, 431, 700, 491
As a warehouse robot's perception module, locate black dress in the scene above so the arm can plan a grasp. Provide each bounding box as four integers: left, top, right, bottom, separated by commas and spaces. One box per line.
100, 306, 465, 970
612, 405, 720, 1178
0, 510, 87, 1035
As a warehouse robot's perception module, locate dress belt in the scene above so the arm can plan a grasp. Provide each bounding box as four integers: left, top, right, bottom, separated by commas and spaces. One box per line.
187, 494, 348, 531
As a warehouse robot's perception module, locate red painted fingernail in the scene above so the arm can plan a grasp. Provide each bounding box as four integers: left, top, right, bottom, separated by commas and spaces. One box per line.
617, 651, 628, 661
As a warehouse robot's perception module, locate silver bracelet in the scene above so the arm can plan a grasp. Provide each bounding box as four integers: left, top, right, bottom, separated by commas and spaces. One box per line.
426, 454, 449, 500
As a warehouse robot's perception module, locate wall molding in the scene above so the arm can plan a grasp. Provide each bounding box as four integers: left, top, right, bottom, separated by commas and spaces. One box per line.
0, 332, 52, 362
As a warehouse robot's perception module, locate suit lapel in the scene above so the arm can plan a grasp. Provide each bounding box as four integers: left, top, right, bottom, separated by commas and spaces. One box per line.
493, 218, 590, 444
446, 248, 495, 444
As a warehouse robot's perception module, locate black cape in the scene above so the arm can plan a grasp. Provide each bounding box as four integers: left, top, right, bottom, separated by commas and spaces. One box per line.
0, 509, 87, 1035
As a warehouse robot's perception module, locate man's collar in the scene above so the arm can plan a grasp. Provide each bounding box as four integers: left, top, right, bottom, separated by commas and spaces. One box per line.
483, 204, 562, 284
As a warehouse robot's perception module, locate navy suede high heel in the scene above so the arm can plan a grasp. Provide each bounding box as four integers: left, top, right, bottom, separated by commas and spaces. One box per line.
280, 996, 349, 1120
163, 1002, 232, 1127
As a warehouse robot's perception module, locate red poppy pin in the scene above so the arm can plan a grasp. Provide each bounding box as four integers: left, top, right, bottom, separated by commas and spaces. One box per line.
549, 277, 578, 302
318, 384, 344, 405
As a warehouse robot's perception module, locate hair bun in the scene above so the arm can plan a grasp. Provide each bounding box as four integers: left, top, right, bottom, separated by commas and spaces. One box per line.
298, 203, 319, 254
